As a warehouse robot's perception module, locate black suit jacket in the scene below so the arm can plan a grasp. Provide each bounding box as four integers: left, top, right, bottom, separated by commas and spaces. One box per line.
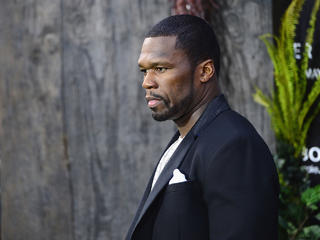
126, 95, 279, 240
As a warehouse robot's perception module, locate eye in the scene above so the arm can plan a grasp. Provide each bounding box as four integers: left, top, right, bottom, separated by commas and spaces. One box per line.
140, 68, 147, 75
154, 67, 167, 73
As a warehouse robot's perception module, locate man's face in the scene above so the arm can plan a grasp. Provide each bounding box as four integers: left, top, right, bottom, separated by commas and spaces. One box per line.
138, 36, 195, 121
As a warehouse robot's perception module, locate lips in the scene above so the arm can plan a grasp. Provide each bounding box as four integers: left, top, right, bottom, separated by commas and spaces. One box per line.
146, 96, 162, 108
148, 99, 161, 108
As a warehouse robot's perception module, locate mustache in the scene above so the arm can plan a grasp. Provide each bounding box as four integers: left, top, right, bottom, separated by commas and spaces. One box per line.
148, 92, 164, 101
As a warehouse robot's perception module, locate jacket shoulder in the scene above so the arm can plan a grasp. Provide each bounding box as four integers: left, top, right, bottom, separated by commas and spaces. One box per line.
197, 109, 268, 150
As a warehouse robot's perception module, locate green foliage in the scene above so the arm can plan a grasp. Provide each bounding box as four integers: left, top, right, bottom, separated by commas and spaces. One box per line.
299, 225, 320, 240
302, 185, 320, 210
275, 143, 320, 240
253, 0, 320, 239
253, 0, 320, 158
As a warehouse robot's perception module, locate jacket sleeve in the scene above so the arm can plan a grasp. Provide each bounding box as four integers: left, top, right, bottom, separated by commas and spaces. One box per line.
200, 135, 279, 240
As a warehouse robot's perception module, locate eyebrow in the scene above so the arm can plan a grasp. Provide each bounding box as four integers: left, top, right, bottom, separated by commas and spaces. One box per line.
138, 60, 173, 69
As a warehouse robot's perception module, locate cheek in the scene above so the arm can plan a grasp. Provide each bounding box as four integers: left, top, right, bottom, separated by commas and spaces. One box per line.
167, 80, 193, 104
158, 67, 193, 102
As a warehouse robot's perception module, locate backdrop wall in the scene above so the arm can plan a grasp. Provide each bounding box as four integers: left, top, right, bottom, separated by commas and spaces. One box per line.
0, 0, 273, 239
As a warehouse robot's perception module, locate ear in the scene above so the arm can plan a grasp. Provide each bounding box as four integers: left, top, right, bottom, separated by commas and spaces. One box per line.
199, 59, 215, 83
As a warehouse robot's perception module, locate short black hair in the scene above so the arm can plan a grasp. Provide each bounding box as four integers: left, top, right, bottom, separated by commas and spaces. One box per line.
146, 14, 220, 77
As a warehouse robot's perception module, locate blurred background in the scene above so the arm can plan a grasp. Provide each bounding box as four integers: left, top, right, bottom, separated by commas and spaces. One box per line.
1, 0, 318, 240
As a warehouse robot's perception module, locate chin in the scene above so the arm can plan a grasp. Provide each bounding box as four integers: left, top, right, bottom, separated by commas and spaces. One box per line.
151, 108, 176, 121
151, 113, 170, 121
151, 105, 181, 122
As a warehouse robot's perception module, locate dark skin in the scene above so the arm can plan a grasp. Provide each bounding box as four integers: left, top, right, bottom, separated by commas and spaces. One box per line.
138, 36, 220, 137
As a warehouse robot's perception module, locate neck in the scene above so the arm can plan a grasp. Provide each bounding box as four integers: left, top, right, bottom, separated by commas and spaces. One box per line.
174, 103, 208, 137
174, 82, 220, 137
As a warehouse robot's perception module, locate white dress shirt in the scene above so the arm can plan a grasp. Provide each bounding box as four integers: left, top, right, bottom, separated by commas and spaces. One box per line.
151, 136, 184, 190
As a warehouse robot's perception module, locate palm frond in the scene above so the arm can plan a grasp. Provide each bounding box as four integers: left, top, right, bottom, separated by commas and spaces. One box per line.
299, 77, 320, 128
297, 0, 320, 109
254, 0, 320, 157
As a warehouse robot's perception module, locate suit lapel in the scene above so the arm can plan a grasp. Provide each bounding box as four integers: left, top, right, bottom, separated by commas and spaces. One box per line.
126, 132, 180, 239
138, 133, 194, 217
127, 95, 230, 239
128, 132, 195, 238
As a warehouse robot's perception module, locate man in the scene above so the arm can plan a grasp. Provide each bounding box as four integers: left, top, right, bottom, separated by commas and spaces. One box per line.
126, 15, 279, 240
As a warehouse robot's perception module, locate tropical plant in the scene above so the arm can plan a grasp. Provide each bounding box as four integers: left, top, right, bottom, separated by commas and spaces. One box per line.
254, 0, 320, 239
254, 0, 320, 158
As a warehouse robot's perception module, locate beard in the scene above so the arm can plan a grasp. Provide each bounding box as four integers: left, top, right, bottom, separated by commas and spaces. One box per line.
151, 86, 194, 122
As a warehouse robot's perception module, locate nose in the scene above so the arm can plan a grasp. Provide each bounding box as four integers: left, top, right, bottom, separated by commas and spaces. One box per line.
142, 71, 158, 89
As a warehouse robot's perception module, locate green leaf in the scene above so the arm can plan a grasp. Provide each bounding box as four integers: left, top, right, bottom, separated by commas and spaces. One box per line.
300, 225, 320, 239
301, 185, 320, 209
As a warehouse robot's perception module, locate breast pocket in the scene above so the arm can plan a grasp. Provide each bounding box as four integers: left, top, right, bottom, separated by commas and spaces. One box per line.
153, 181, 209, 240
166, 180, 195, 192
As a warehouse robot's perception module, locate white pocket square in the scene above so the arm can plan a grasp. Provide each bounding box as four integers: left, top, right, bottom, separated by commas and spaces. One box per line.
169, 169, 187, 185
